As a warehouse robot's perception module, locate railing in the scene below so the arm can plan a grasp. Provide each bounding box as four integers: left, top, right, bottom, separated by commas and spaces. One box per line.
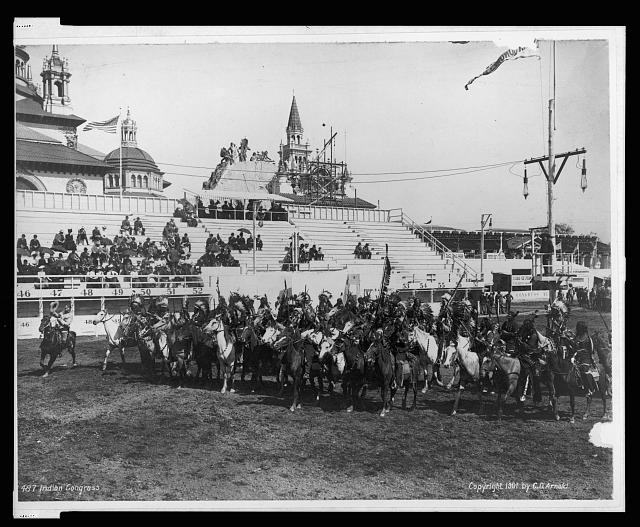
16, 190, 181, 215
285, 204, 392, 223
17, 274, 205, 292
397, 212, 480, 283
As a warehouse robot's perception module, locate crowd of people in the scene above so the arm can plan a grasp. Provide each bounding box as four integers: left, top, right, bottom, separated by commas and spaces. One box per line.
479, 290, 514, 315
281, 242, 324, 271
196, 199, 288, 222
16, 216, 201, 283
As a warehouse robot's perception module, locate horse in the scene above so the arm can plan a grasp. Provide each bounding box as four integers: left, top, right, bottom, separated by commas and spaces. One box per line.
408, 325, 439, 394
93, 310, 139, 372
38, 316, 77, 377
203, 315, 236, 393
234, 323, 259, 384
480, 338, 523, 420
441, 334, 483, 416
256, 324, 284, 391
273, 331, 305, 412
546, 329, 609, 423
339, 329, 368, 412
364, 334, 397, 417
164, 312, 193, 388
592, 330, 612, 397
189, 321, 217, 388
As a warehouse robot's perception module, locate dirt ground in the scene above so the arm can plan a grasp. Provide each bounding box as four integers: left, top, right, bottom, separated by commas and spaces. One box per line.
16, 304, 614, 503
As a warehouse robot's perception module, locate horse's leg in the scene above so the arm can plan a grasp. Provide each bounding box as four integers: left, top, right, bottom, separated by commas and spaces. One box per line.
478, 381, 484, 415
583, 390, 592, 420
219, 357, 227, 393
379, 383, 387, 417
451, 384, 462, 416
569, 390, 576, 424
402, 383, 408, 409
68, 335, 77, 367
411, 382, 417, 410
228, 361, 236, 393
102, 345, 112, 371
42, 349, 57, 377
549, 377, 560, 421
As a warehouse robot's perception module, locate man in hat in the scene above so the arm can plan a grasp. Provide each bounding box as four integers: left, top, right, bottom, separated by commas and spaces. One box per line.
64, 229, 76, 252
500, 311, 520, 355
53, 230, 65, 249
134, 217, 145, 236
29, 234, 41, 254
571, 321, 598, 396
121, 215, 132, 235
17, 234, 28, 251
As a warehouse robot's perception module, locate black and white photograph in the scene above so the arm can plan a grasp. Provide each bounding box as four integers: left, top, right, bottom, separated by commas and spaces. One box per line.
13, 23, 624, 515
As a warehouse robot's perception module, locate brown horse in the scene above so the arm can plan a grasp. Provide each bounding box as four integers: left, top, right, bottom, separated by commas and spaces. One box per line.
364, 333, 397, 417
38, 316, 77, 378
480, 340, 523, 420
273, 331, 305, 412
338, 330, 368, 413
164, 312, 193, 388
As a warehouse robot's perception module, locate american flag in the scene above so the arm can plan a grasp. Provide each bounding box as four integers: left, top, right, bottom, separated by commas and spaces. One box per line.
379, 245, 391, 304
83, 115, 119, 133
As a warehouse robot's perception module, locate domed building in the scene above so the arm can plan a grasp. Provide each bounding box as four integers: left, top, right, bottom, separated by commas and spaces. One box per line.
102, 109, 170, 196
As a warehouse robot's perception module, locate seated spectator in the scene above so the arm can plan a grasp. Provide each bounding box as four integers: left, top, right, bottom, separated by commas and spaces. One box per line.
237, 232, 246, 251
235, 201, 244, 220
228, 233, 238, 250
37, 252, 47, 268
181, 233, 191, 253
91, 226, 102, 243
76, 227, 88, 246
246, 235, 254, 250
281, 250, 293, 272
134, 217, 145, 236
362, 243, 372, 259
64, 229, 77, 252
52, 230, 65, 250
309, 245, 318, 260
17, 234, 28, 251
79, 247, 91, 265
105, 265, 119, 288
354, 242, 363, 258
29, 235, 41, 254
256, 207, 266, 225
221, 201, 232, 220
197, 198, 206, 218
256, 235, 263, 251
121, 215, 132, 235
316, 247, 324, 261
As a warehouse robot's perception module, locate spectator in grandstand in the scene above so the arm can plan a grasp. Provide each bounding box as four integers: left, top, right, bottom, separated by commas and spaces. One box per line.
316, 247, 324, 261
91, 226, 102, 243
52, 230, 65, 250
354, 242, 363, 259
197, 198, 206, 218
237, 232, 247, 251
235, 200, 244, 220
134, 217, 145, 236
76, 227, 88, 246
246, 234, 254, 250
256, 235, 263, 251
181, 233, 191, 253
309, 245, 318, 261
221, 201, 232, 219
17, 234, 28, 251
120, 215, 132, 235
64, 229, 77, 252
282, 250, 293, 271
29, 235, 41, 254
78, 247, 90, 265
362, 243, 372, 259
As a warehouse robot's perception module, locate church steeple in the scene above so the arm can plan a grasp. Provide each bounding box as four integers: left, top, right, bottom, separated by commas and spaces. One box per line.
120, 108, 138, 147
41, 44, 72, 115
279, 95, 311, 175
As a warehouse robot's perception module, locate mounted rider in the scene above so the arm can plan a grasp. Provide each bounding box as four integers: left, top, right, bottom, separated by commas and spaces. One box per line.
191, 298, 211, 327
46, 301, 73, 354
547, 295, 569, 334
570, 321, 598, 396
500, 310, 520, 355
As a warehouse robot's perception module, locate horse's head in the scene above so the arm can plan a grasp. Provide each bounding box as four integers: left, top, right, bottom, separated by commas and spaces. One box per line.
441, 342, 458, 368
318, 335, 335, 361
204, 316, 223, 335
93, 310, 108, 325
261, 326, 281, 346
342, 320, 355, 335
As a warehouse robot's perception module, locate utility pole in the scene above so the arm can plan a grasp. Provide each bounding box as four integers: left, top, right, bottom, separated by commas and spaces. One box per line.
480, 213, 492, 280
252, 201, 257, 274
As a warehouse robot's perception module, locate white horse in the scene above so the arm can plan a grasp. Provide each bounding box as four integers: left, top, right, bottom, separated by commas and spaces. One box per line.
204, 316, 236, 393
441, 335, 481, 416
93, 310, 138, 372
408, 325, 439, 393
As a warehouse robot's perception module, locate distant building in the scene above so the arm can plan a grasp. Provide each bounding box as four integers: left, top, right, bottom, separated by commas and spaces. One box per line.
15, 45, 169, 196
15, 45, 110, 193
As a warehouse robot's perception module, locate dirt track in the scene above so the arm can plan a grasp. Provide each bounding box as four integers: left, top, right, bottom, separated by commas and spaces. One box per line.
16, 306, 613, 502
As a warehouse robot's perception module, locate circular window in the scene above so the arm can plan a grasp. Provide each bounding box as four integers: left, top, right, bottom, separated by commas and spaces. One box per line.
66, 178, 87, 194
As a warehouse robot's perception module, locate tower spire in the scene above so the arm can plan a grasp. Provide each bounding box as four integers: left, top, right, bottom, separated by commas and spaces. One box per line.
287, 95, 303, 135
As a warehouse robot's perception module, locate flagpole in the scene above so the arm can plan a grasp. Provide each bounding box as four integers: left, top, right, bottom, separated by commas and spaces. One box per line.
119, 107, 123, 199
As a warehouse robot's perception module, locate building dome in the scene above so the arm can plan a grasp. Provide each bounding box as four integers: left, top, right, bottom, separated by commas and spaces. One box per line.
104, 146, 164, 174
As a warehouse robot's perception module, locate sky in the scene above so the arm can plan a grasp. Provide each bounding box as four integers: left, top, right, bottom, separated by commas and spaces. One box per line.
22, 38, 613, 241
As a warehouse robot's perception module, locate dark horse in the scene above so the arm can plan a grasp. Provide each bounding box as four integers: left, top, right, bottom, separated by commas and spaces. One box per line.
546, 328, 609, 423
188, 322, 218, 388
38, 316, 77, 378
364, 332, 397, 417
341, 330, 368, 413
273, 331, 305, 412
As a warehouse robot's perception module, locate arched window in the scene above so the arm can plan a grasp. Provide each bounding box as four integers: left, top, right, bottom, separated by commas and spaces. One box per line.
137, 175, 142, 188
144, 175, 148, 188
55, 80, 64, 97
114, 174, 119, 188
108, 175, 113, 188
131, 174, 136, 188
15, 60, 20, 75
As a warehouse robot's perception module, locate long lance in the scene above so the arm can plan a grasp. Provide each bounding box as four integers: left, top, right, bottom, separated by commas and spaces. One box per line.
595, 303, 610, 334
